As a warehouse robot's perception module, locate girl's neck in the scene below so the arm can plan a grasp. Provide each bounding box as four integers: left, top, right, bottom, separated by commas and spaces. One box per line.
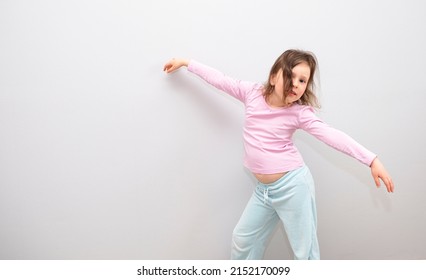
266, 93, 292, 108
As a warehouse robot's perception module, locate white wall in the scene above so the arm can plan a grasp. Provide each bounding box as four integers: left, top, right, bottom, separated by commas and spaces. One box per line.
1, 0, 425, 259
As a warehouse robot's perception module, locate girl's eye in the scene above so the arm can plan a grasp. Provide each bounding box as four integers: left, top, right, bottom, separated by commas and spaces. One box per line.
299, 79, 306, 84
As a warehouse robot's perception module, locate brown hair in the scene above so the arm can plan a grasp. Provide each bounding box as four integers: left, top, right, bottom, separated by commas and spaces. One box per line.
263, 49, 320, 108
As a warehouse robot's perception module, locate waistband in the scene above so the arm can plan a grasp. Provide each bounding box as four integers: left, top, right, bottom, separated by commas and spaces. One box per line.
257, 165, 307, 188
257, 165, 308, 205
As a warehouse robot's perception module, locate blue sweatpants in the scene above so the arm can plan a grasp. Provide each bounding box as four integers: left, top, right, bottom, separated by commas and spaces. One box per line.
231, 165, 320, 260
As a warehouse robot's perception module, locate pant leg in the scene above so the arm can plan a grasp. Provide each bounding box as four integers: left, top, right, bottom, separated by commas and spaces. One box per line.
231, 187, 280, 260
269, 165, 320, 260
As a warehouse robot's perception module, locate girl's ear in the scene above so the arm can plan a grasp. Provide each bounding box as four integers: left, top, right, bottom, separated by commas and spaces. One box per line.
270, 73, 277, 86
270, 69, 283, 86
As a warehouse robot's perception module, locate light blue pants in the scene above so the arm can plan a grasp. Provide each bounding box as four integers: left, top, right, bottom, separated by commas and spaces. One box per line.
231, 165, 320, 260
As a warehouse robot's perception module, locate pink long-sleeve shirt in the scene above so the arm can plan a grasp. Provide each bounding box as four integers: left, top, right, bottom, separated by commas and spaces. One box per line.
187, 60, 376, 174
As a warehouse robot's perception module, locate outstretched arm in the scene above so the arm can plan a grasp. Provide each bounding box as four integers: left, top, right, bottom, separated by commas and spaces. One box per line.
163, 58, 254, 103
299, 106, 394, 193
370, 157, 394, 193
163, 58, 189, 73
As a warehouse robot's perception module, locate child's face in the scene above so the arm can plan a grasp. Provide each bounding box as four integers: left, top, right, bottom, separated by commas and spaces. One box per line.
271, 62, 311, 104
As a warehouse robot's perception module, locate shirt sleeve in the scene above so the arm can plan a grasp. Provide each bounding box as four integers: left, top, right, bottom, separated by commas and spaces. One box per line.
187, 60, 256, 104
298, 106, 377, 166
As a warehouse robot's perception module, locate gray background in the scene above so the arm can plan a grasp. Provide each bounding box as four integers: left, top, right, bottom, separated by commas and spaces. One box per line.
1, 0, 425, 259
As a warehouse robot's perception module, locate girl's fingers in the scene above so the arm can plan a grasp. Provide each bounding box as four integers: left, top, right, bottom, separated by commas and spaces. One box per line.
386, 177, 394, 193
163, 63, 173, 73
374, 176, 381, 187
379, 175, 394, 193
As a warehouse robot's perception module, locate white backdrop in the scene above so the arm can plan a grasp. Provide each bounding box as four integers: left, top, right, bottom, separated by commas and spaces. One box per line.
1, 0, 425, 259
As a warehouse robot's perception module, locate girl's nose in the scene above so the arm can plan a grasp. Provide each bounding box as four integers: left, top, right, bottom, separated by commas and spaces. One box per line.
293, 80, 299, 88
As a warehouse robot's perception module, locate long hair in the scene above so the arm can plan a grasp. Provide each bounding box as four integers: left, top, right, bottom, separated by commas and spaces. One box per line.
263, 49, 320, 108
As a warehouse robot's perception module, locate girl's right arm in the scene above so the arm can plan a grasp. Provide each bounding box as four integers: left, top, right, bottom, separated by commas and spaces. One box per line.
163, 58, 256, 103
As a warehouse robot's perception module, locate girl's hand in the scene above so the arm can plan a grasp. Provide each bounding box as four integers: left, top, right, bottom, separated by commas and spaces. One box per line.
163, 58, 189, 74
370, 157, 394, 193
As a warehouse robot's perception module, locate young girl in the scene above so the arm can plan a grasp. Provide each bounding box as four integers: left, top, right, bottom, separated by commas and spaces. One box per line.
163, 50, 394, 260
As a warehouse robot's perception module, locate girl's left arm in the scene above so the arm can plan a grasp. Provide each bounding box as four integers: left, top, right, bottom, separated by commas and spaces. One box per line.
299, 106, 394, 193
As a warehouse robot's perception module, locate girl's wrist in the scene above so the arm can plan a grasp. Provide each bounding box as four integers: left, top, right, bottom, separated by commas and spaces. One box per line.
181, 59, 189, 67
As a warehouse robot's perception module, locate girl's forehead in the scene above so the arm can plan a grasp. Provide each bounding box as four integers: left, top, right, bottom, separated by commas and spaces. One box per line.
292, 63, 311, 78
